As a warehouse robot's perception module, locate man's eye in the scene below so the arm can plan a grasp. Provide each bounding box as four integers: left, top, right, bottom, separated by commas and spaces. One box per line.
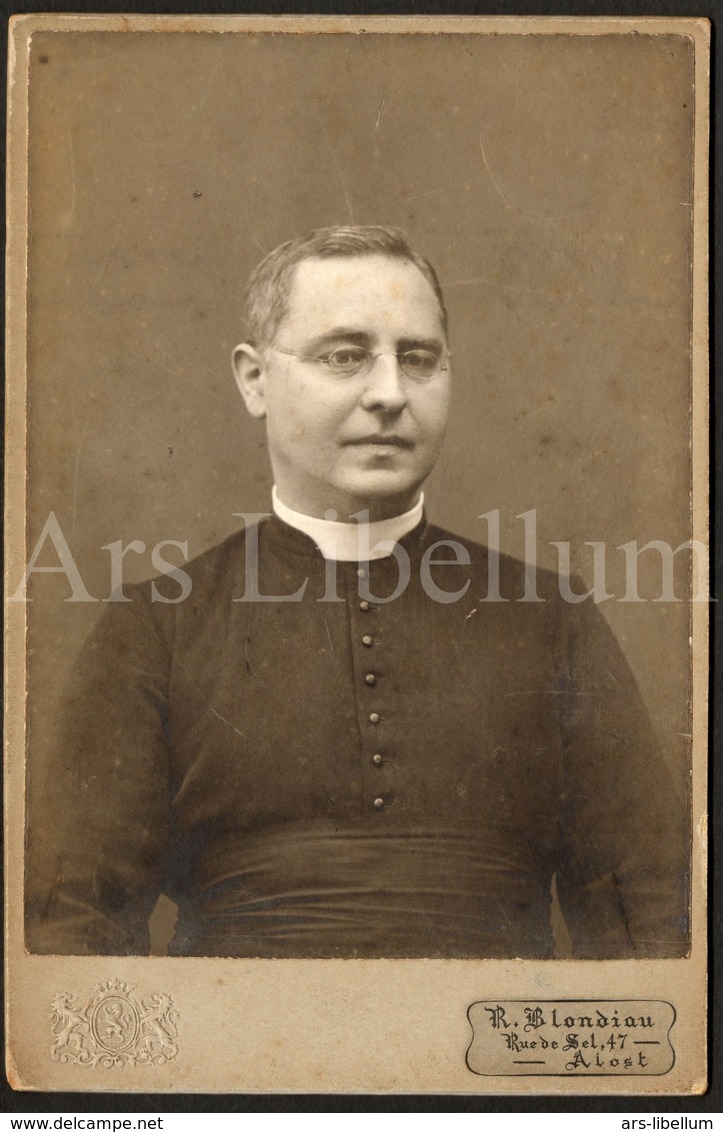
325, 346, 369, 372
402, 350, 438, 377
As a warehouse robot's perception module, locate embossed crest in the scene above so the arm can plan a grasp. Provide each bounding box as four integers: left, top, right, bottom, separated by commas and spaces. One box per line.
50, 979, 178, 1067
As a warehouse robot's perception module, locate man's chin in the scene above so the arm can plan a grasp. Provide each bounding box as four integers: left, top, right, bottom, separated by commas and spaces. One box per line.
331, 472, 424, 517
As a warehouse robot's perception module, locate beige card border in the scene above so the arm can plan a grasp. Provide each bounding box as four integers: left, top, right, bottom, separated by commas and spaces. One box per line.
4, 13, 710, 1095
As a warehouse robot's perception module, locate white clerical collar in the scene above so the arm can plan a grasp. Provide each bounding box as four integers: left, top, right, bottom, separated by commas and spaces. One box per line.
272, 485, 424, 561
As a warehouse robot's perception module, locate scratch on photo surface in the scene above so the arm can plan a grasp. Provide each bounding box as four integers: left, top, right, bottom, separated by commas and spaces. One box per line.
605, 666, 622, 689
71, 403, 91, 530
251, 231, 268, 255
209, 706, 247, 740
374, 99, 386, 132
495, 895, 512, 928
444, 276, 496, 289
479, 127, 600, 223
478, 129, 516, 212
324, 618, 335, 653
403, 180, 472, 204
244, 636, 256, 677
60, 124, 77, 253
91, 213, 125, 296
164, 647, 252, 739
316, 110, 355, 224
331, 144, 356, 223
505, 689, 600, 697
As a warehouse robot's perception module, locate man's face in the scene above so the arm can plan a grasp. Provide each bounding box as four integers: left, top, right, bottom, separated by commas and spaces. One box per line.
235, 254, 451, 521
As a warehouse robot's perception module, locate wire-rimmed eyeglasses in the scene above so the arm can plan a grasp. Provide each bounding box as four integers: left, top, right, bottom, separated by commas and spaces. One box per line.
271, 344, 450, 382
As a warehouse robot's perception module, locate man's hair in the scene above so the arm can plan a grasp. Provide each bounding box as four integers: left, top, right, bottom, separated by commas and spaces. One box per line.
243, 225, 448, 347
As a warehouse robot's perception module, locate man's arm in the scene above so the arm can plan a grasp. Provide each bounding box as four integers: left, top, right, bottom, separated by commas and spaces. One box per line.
554, 594, 689, 959
25, 588, 173, 955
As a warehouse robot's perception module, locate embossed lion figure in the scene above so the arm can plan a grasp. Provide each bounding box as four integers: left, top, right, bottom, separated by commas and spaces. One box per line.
137, 992, 179, 1063
50, 993, 91, 1062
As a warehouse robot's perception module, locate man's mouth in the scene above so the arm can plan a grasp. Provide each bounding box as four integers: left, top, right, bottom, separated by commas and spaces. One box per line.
345, 435, 414, 448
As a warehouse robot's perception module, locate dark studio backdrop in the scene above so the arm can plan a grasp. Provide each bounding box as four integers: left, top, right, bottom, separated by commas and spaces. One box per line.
19, 27, 695, 941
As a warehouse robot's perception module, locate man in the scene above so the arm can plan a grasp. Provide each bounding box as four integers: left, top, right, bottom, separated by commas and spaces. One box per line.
27, 225, 688, 959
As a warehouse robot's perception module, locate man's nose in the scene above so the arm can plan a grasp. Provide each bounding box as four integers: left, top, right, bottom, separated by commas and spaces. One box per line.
359, 354, 408, 412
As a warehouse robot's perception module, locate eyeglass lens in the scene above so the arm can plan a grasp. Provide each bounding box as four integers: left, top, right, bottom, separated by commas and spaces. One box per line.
326, 346, 443, 380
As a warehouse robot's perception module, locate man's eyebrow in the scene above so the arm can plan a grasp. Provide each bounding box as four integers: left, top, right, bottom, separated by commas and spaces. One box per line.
302, 331, 447, 354
397, 337, 446, 353
303, 329, 372, 351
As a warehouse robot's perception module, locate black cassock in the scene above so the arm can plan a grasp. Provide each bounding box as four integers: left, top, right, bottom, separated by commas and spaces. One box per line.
26, 515, 689, 958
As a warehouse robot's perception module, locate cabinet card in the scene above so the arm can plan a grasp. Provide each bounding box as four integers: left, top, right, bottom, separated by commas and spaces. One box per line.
5, 14, 709, 1095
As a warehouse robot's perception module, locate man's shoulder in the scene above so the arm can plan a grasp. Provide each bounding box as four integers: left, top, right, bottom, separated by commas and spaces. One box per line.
184, 525, 252, 584
424, 521, 496, 560
422, 520, 562, 601
133, 523, 256, 607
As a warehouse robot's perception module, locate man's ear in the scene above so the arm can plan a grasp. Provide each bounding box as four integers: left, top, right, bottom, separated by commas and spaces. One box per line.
232, 343, 267, 419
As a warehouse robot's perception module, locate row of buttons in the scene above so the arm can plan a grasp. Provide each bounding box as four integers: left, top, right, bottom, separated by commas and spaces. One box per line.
361, 615, 379, 725
356, 582, 387, 813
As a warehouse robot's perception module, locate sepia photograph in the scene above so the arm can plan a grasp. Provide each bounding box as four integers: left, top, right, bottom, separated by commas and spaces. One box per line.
5, 14, 709, 1094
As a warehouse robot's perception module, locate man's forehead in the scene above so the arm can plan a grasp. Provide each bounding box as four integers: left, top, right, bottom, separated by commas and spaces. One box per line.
282, 254, 442, 332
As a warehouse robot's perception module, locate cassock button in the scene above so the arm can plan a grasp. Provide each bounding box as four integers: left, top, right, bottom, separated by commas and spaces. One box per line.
372, 753, 383, 766
357, 567, 368, 580
373, 797, 385, 811
361, 635, 373, 647
369, 712, 380, 724
365, 673, 377, 686
359, 600, 371, 612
